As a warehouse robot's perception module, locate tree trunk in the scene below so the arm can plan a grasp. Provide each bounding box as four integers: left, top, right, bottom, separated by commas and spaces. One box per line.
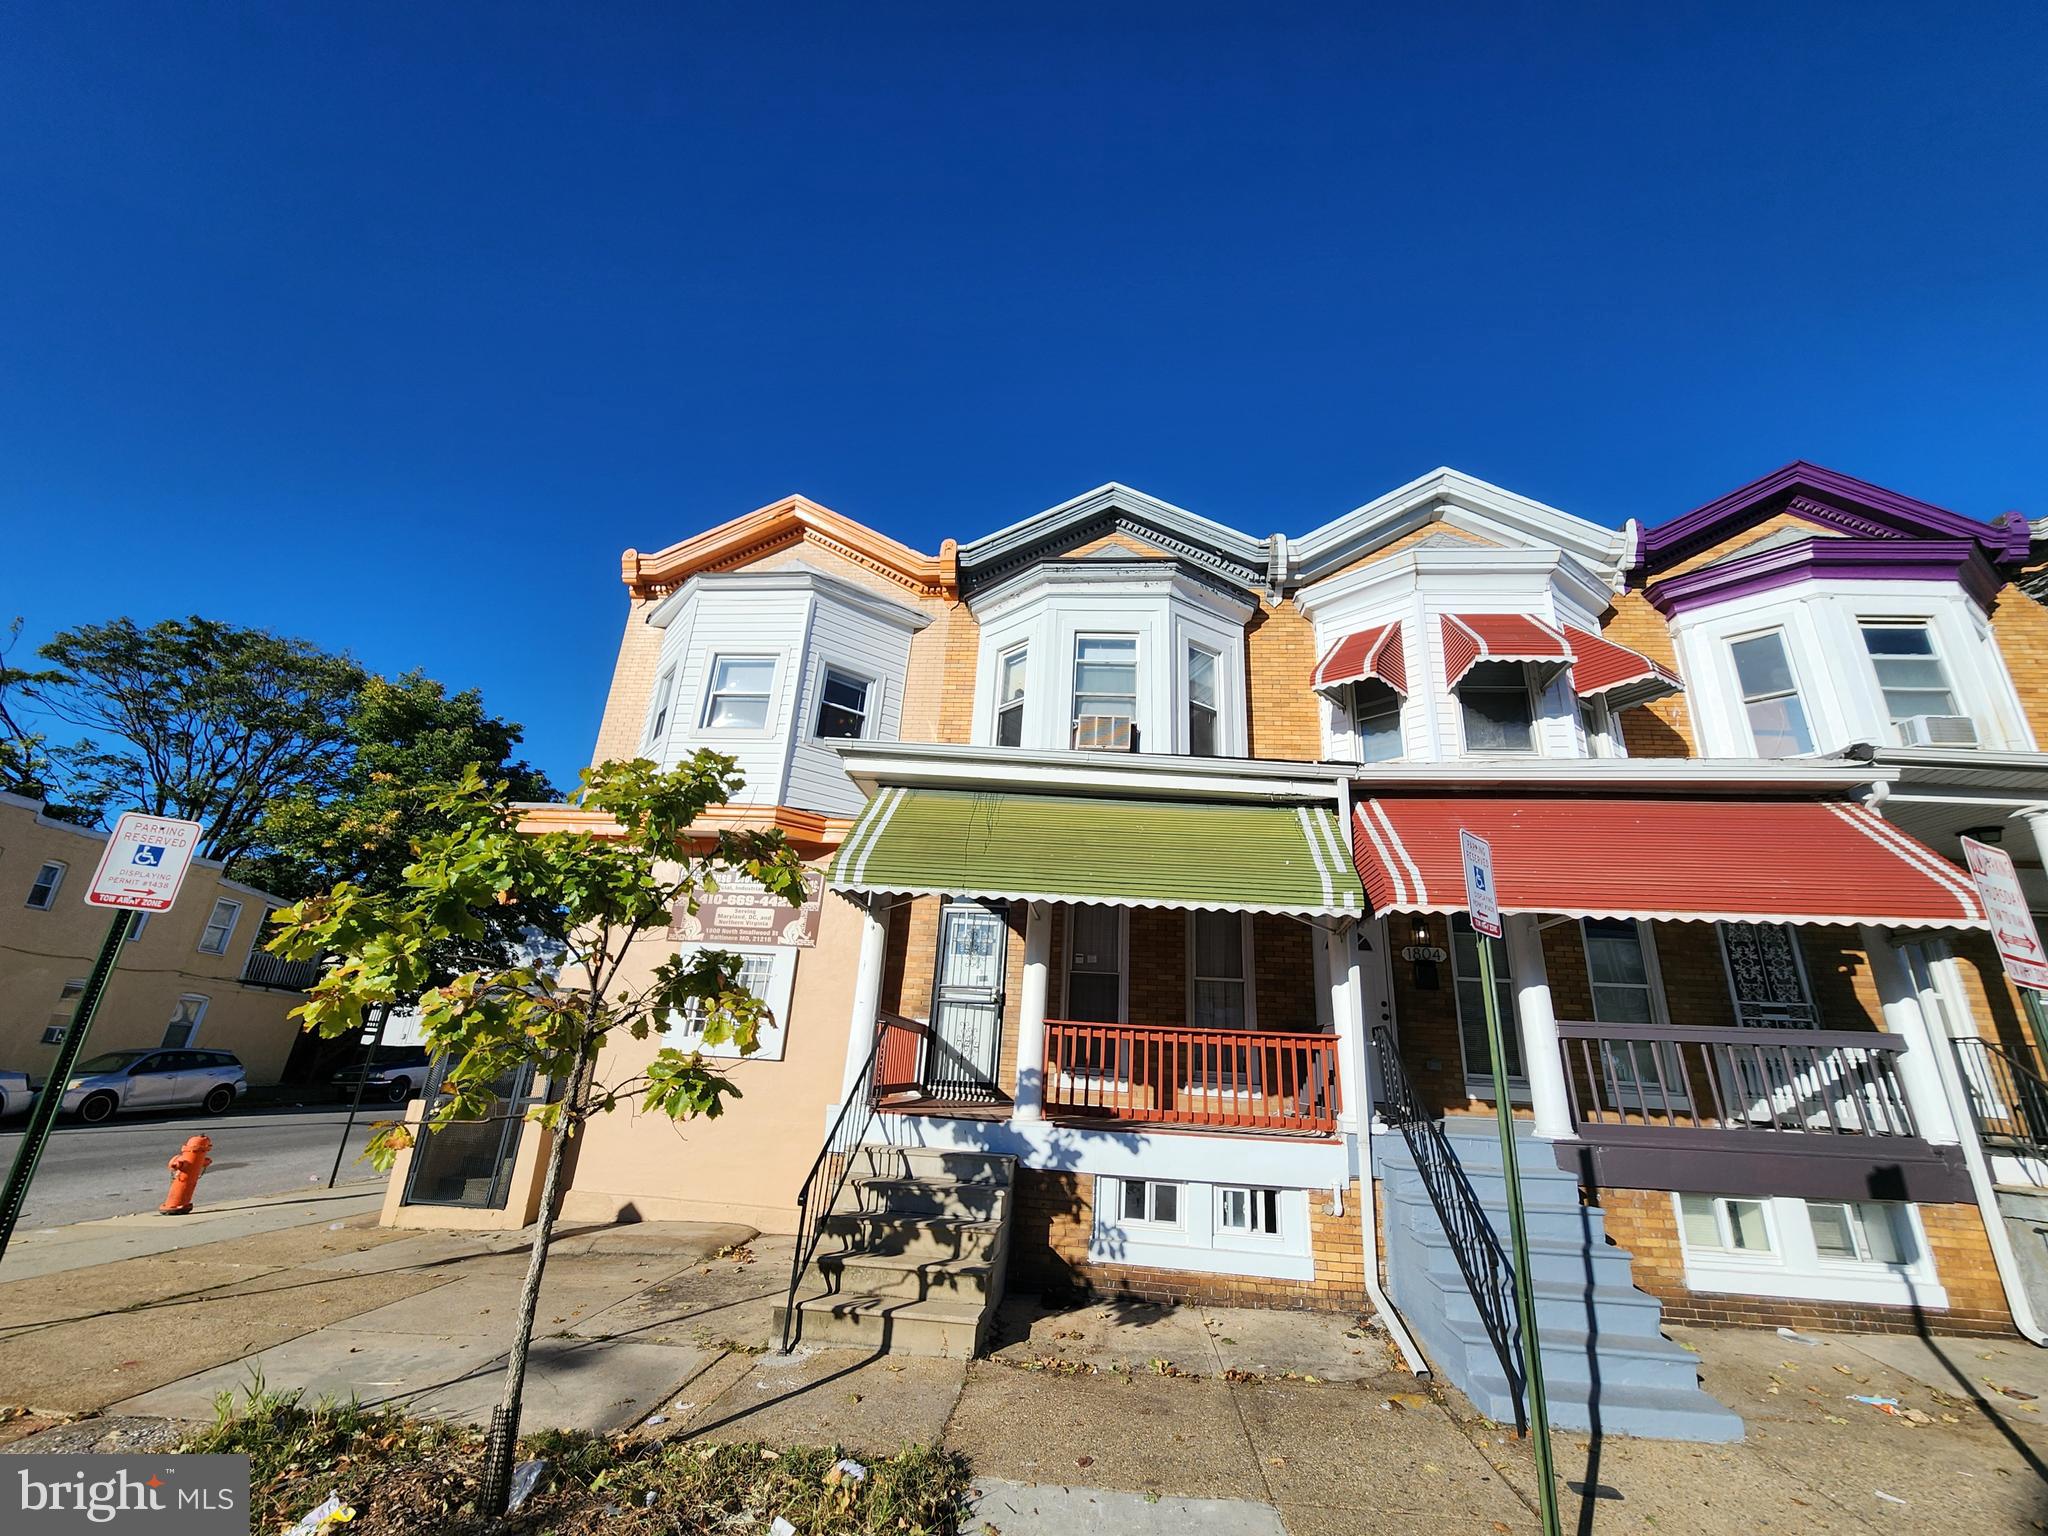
481, 1055, 586, 1515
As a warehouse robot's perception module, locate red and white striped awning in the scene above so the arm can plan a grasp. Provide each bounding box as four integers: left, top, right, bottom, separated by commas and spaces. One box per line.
1563, 626, 1684, 708
1350, 791, 1987, 929
1441, 614, 1574, 687
1313, 622, 1407, 695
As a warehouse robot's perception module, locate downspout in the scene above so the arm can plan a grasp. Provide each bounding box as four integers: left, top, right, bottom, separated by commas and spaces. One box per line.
1907, 937, 2048, 1345
1336, 775, 1430, 1376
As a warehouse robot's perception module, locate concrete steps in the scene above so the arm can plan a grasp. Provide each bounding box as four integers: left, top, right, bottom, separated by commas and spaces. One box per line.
1380, 1119, 1743, 1443
775, 1143, 1015, 1358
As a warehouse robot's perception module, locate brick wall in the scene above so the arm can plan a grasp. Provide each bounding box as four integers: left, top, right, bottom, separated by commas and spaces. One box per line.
1990, 580, 2048, 748
1596, 1187, 2015, 1337
591, 596, 668, 765
1245, 597, 1322, 759
1010, 1168, 1369, 1311
1601, 591, 1695, 757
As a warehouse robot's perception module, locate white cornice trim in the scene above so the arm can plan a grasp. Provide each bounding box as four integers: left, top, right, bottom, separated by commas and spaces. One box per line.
1295, 544, 1613, 623
967, 558, 1261, 622
959, 482, 1270, 570
645, 563, 932, 632
834, 742, 1346, 802
1289, 468, 1632, 586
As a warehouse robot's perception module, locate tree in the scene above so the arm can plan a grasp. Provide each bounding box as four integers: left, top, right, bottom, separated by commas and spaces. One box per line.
0, 618, 76, 812
24, 616, 364, 863
265, 755, 807, 1513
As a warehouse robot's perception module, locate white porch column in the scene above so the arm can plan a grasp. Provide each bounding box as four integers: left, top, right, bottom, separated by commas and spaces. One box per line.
1326, 924, 1364, 1135
1504, 913, 1573, 1141
839, 895, 890, 1102
1013, 900, 1053, 1121
1859, 924, 1962, 1145
2013, 807, 2048, 874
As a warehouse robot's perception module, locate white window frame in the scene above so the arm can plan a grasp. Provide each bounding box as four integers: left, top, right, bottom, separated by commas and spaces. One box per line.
1117, 1177, 1184, 1229
1455, 663, 1541, 757
698, 653, 782, 736
164, 993, 210, 1048
1450, 913, 1525, 1096
1062, 904, 1129, 1024
993, 643, 1029, 748
645, 664, 677, 746
197, 898, 242, 956
1185, 641, 1222, 757
1185, 909, 1257, 1032
811, 662, 877, 743
1352, 681, 1405, 764
1071, 632, 1141, 749
1577, 696, 1626, 758
1727, 626, 1816, 757
1216, 1185, 1283, 1242
43, 978, 86, 1045
1856, 619, 1962, 735
1578, 917, 1685, 1108
1674, 1193, 1945, 1307
663, 942, 795, 1061
26, 860, 65, 910
1092, 1175, 1313, 1280
126, 911, 150, 942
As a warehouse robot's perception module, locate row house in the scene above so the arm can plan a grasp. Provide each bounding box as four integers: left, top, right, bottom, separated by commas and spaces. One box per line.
383, 463, 2048, 1440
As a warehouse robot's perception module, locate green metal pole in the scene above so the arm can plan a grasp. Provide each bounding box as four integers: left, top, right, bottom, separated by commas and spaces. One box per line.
0, 908, 134, 1265
1477, 932, 1564, 1536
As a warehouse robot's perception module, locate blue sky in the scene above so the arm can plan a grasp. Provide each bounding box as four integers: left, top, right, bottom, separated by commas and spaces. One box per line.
3, 3, 2044, 789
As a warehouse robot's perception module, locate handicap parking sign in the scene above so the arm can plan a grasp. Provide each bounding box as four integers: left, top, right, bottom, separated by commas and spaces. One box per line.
131, 843, 165, 867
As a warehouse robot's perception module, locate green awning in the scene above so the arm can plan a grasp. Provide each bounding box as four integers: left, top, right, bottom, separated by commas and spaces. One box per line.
830, 787, 1363, 917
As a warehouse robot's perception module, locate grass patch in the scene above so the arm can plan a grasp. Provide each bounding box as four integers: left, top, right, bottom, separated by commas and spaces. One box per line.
183, 1381, 971, 1534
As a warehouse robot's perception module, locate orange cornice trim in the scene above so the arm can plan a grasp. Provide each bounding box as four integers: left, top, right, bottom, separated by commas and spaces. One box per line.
514, 801, 854, 854
622, 495, 959, 601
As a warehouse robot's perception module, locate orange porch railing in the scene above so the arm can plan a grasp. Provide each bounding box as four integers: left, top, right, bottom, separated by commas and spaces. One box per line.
1042, 1021, 1340, 1133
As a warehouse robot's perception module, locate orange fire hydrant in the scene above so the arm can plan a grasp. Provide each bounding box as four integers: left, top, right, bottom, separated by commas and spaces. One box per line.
160, 1134, 213, 1215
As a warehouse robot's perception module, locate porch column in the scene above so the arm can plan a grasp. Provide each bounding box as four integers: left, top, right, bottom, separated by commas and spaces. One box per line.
1860, 924, 1962, 1145
1326, 923, 1364, 1134
1013, 900, 1052, 1122
1504, 913, 1573, 1141
840, 895, 890, 1102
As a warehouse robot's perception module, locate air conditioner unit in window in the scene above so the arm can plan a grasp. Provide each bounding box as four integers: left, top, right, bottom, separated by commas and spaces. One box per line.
1897, 714, 1979, 748
1072, 715, 1136, 751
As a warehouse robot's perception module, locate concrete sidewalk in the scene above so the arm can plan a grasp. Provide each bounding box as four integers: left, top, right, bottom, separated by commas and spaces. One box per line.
7, 1192, 2048, 1533
0, 1181, 385, 1280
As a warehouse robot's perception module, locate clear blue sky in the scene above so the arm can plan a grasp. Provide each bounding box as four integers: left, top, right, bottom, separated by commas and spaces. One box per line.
4, 3, 2043, 788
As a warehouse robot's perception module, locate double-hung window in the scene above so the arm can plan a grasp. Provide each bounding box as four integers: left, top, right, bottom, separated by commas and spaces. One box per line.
994, 645, 1028, 747
1354, 682, 1403, 763
163, 994, 209, 1048
702, 655, 776, 730
1187, 644, 1220, 756
1072, 636, 1138, 750
26, 861, 65, 909
1451, 914, 1523, 1081
43, 980, 84, 1045
646, 666, 676, 744
1458, 663, 1536, 753
1188, 910, 1249, 1031
675, 952, 776, 1033
1859, 623, 1959, 730
813, 666, 872, 740
197, 898, 241, 956
1729, 630, 1813, 755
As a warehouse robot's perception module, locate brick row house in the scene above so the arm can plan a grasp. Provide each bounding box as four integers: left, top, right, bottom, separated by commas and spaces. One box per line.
384, 463, 2048, 1438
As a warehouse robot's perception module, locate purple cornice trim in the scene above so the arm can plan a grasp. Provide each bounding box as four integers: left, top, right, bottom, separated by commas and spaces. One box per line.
1643, 535, 2004, 617
1636, 461, 2030, 575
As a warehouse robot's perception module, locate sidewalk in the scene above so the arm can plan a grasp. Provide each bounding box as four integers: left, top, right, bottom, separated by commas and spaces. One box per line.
5, 1189, 2048, 1532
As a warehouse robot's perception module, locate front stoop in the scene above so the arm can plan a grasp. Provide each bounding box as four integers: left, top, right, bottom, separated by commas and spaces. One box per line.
1380, 1119, 1745, 1442
773, 1145, 1016, 1357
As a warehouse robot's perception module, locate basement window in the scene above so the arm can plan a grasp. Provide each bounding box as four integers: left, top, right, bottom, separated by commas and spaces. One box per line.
1217, 1186, 1281, 1238
1119, 1178, 1181, 1228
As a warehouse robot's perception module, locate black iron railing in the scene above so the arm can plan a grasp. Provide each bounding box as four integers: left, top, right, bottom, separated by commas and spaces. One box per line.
1953, 1036, 2048, 1161
1371, 1024, 1524, 1432
781, 1020, 887, 1351
240, 950, 324, 992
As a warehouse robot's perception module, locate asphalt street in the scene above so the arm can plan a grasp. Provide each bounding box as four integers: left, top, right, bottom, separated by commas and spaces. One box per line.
0, 1105, 383, 1228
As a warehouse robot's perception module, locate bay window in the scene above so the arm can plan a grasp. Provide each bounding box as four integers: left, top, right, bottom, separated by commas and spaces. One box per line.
1187, 644, 1220, 756
1729, 630, 1813, 755
1353, 681, 1404, 763
994, 644, 1028, 747
1859, 623, 1959, 729
702, 655, 777, 731
1072, 635, 1138, 750
813, 666, 872, 740
1457, 663, 1536, 753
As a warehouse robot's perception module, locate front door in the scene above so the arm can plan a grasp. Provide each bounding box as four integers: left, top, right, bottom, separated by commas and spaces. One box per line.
926, 902, 1007, 1100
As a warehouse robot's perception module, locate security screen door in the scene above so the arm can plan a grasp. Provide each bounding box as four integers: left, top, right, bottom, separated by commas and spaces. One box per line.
927, 902, 1008, 1099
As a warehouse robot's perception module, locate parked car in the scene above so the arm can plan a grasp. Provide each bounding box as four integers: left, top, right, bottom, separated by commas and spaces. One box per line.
60, 1049, 247, 1123
330, 1045, 431, 1104
0, 1069, 28, 1118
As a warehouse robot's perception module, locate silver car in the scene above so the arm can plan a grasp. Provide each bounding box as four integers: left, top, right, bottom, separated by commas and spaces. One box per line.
60, 1049, 247, 1123
0, 1069, 27, 1118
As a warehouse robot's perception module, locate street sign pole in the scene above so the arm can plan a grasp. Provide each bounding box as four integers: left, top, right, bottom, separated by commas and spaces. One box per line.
1962, 835, 2048, 1060
1463, 830, 1562, 1536
0, 909, 133, 1263
0, 811, 205, 1269
329, 1004, 391, 1189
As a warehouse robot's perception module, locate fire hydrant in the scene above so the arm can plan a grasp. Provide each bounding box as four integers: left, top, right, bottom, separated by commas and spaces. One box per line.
160, 1134, 213, 1215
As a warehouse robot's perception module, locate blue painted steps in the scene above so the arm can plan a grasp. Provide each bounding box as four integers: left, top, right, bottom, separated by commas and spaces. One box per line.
1378, 1117, 1744, 1442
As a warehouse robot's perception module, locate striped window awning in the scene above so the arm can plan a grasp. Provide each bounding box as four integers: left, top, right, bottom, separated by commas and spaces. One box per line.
1562, 626, 1684, 709
832, 787, 1364, 917
1312, 621, 1407, 696
1351, 790, 1986, 929
1440, 613, 1574, 686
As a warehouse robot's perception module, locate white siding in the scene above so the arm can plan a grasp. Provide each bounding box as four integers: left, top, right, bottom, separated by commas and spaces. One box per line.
785, 593, 917, 815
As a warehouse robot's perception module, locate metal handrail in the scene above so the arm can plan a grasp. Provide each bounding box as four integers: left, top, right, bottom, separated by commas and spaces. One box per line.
780, 1016, 889, 1352
1953, 1035, 2048, 1159
1371, 1024, 1525, 1433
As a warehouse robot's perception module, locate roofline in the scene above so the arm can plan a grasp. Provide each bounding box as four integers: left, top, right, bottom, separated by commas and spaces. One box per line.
0, 793, 294, 900
622, 495, 959, 601
644, 563, 934, 632
1338, 757, 1894, 792
834, 742, 1349, 802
